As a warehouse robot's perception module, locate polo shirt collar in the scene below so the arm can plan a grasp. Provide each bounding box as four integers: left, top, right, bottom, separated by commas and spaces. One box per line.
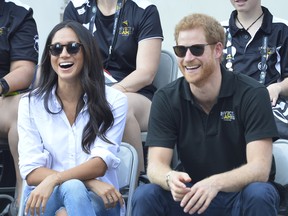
181, 65, 235, 102
181, 78, 193, 102
260, 6, 273, 34
229, 6, 272, 36
218, 65, 235, 99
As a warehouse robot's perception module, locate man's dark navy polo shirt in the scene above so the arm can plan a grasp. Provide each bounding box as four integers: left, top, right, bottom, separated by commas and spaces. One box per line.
146, 66, 278, 183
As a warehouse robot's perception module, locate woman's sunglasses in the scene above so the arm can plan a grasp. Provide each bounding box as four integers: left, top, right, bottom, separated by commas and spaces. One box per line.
48, 42, 82, 56
173, 43, 217, 58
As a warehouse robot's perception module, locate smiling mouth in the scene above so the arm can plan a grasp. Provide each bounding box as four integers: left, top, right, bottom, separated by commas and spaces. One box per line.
185, 65, 200, 70
59, 62, 74, 69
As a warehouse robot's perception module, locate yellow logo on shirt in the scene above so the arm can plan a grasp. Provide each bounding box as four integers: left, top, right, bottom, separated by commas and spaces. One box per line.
220, 111, 235, 121
0, 27, 6, 36
119, 20, 133, 36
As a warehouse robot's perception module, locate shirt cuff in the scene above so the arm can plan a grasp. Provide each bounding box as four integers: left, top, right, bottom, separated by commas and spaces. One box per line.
90, 147, 120, 170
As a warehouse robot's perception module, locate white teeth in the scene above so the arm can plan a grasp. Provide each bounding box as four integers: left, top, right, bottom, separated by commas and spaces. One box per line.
60, 62, 72, 66
59, 62, 73, 68
186, 65, 199, 70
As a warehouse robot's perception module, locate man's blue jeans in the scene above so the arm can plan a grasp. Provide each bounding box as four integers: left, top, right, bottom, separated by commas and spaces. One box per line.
132, 182, 279, 216
24, 179, 120, 216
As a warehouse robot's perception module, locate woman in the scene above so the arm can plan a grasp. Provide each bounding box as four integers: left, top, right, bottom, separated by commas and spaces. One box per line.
64, 0, 163, 173
18, 20, 127, 216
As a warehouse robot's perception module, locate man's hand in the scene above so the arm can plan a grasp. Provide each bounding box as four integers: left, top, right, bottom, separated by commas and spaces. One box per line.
180, 176, 219, 215
168, 171, 191, 201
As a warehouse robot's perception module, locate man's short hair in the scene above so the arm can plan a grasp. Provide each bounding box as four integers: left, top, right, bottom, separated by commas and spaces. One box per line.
174, 13, 225, 46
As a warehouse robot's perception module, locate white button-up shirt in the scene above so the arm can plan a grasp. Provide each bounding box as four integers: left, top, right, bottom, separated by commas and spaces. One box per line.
18, 85, 127, 190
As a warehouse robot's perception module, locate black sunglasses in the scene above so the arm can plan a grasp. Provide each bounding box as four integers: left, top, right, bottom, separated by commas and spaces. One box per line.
173, 43, 217, 58
48, 42, 82, 56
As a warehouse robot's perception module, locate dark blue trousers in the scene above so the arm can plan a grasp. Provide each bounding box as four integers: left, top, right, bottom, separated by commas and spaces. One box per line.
132, 182, 279, 216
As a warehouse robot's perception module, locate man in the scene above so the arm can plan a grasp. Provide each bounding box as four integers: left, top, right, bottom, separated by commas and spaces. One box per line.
132, 13, 279, 215
0, 0, 38, 214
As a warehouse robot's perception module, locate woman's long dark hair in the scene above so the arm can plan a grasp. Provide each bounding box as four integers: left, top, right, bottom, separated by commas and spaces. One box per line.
31, 20, 114, 153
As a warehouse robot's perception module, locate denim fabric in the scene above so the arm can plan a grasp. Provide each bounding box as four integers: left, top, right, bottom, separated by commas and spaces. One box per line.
24, 179, 120, 216
132, 182, 280, 216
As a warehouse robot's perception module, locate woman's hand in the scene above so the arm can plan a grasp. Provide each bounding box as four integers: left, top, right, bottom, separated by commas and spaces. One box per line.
86, 179, 124, 209
25, 173, 60, 216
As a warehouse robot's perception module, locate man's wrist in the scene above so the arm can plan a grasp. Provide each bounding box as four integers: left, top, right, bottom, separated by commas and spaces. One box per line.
165, 170, 173, 189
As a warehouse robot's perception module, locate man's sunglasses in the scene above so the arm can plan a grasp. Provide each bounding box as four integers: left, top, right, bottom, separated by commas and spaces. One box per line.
173, 43, 217, 58
48, 42, 82, 56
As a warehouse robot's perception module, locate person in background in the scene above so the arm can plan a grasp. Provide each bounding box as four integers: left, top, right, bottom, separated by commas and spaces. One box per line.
18, 20, 127, 216
221, 0, 288, 106
132, 13, 280, 216
222, 1, 288, 212
63, 0, 163, 174
0, 0, 38, 214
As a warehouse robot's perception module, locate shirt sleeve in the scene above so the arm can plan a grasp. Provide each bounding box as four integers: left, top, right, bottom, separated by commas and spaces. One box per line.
89, 88, 128, 170
10, 7, 38, 63
137, 5, 163, 42
63, 1, 82, 22
146, 88, 177, 149
240, 86, 279, 143
18, 95, 52, 179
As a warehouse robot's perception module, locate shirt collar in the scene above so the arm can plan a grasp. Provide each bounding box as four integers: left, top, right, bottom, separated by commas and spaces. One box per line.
180, 65, 235, 103
229, 6, 272, 36
260, 6, 273, 34
51, 86, 61, 110
218, 65, 235, 99
50, 86, 88, 112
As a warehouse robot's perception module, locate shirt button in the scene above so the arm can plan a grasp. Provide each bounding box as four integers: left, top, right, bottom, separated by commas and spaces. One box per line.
243, 34, 249, 40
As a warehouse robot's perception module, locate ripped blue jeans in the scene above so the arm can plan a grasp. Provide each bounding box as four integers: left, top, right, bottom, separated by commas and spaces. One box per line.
24, 179, 120, 216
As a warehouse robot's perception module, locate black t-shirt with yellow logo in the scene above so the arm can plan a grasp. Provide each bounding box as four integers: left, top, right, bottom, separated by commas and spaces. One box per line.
0, 0, 38, 78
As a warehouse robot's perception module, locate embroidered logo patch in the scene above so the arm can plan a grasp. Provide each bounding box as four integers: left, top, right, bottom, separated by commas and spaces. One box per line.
119, 20, 133, 36
0, 27, 7, 36
220, 111, 235, 121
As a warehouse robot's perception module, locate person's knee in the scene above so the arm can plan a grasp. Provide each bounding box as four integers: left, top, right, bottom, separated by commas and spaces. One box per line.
132, 184, 163, 207
132, 184, 171, 215
125, 93, 151, 124
55, 207, 68, 216
242, 182, 279, 205
125, 108, 136, 123
61, 179, 85, 190
60, 179, 87, 198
